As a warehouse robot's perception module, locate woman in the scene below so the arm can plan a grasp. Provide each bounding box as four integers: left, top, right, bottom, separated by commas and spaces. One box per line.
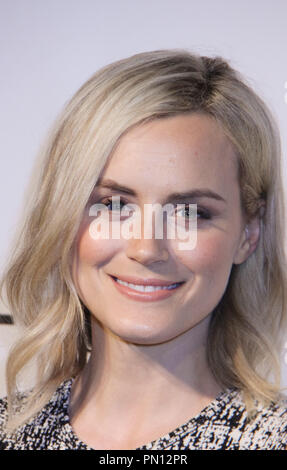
0, 49, 286, 450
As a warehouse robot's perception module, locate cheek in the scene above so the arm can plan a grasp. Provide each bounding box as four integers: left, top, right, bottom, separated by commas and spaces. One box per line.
72, 223, 122, 275
174, 231, 236, 279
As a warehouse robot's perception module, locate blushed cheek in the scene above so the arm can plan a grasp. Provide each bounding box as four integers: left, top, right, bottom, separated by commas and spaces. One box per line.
173, 235, 235, 280
78, 231, 123, 266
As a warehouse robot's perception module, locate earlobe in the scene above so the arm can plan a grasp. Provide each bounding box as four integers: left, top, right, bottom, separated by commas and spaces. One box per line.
233, 217, 261, 265
233, 231, 250, 265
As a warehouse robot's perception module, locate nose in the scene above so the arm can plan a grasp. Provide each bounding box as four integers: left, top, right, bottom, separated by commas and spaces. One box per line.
125, 236, 169, 265
124, 210, 169, 265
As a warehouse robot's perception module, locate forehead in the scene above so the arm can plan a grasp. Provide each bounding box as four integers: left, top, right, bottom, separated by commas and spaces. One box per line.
100, 114, 239, 201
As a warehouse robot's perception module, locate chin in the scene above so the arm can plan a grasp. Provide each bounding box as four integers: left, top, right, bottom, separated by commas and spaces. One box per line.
107, 319, 185, 346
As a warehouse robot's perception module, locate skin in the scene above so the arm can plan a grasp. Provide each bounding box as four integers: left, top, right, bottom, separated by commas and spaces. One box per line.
70, 113, 260, 450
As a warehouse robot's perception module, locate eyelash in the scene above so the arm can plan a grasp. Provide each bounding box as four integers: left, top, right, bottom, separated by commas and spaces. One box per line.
96, 197, 212, 220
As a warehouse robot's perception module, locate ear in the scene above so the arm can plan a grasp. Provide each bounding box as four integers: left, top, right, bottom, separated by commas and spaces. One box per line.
233, 215, 261, 265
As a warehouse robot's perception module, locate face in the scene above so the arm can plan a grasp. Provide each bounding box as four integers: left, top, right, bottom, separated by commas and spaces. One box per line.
72, 114, 254, 345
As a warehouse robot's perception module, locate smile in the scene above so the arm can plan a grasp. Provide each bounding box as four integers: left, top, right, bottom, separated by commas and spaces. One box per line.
115, 278, 181, 291
109, 275, 185, 301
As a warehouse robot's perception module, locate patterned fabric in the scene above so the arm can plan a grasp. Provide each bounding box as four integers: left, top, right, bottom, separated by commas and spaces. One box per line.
0, 378, 286, 450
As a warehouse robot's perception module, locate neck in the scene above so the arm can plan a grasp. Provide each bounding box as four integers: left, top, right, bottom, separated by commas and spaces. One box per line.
70, 315, 222, 420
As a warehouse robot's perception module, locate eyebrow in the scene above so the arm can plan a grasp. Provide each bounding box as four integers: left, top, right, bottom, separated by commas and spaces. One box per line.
95, 178, 227, 204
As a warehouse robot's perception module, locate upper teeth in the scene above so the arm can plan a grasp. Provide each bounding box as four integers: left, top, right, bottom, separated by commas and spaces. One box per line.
115, 278, 180, 292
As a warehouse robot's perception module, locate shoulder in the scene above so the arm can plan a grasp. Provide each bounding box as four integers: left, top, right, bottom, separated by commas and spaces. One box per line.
0, 379, 75, 450
242, 397, 287, 449
139, 388, 287, 451
223, 390, 287, 450
0, 395, 12, 450
186, 388, 287, 450
0, 396, 8, 433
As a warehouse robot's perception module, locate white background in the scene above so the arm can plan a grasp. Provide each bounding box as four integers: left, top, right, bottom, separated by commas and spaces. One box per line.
0, 0, 287, 396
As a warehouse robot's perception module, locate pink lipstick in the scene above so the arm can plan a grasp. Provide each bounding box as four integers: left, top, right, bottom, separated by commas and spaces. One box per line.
109, 275, 185, 302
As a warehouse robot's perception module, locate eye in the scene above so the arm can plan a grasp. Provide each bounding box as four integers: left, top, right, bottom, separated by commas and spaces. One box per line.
100, 197, 127, 212
197, 208, 212, 220
176, 204, 211, 220
97, 196, 135, 220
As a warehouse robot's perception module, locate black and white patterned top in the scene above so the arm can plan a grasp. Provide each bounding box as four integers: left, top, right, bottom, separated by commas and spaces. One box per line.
0, 378, 286, 450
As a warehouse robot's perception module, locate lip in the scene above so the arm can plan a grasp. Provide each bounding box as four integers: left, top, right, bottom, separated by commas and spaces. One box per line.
109, 275, 185, 302
109, 275, 183, 286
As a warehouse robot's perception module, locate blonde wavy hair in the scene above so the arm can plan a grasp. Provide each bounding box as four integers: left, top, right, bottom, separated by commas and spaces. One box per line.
1, 49, 287, 431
